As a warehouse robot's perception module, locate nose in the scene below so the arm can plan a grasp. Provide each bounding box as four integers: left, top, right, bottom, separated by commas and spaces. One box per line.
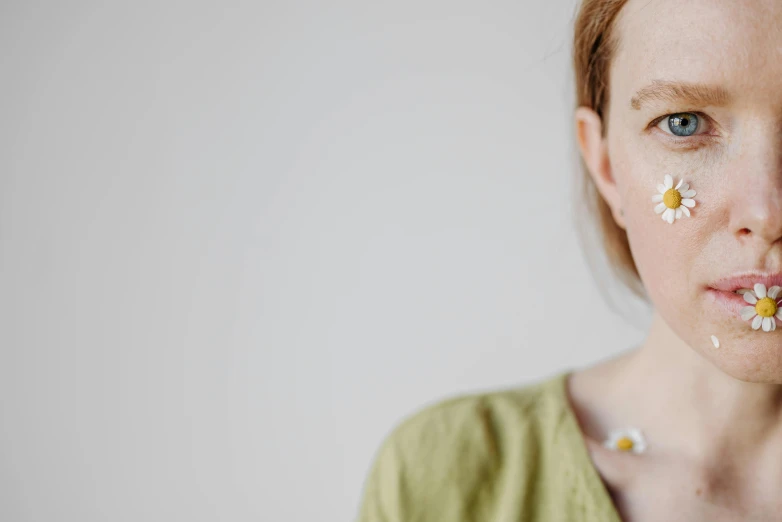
728, 132, 782, 245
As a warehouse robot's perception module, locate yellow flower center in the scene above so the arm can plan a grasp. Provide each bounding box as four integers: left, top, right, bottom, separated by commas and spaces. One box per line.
616, 437, 634, 451
663, 188, 682, 209
755, 297, 778, 318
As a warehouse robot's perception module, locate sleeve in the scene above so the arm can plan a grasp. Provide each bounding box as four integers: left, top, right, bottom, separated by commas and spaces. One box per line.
355, 429, 408, 522
354, 395, 504, 522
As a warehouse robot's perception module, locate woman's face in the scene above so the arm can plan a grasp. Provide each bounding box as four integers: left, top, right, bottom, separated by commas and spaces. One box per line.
606, 0, 782, 382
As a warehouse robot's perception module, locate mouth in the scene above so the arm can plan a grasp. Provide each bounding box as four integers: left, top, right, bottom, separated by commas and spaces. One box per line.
708, 273, 782, 293
706, 272, 782, 318
706, 288, 755, 317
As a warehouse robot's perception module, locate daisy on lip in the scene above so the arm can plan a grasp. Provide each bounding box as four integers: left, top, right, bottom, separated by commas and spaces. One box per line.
652, 174, 697, 224
739, 283, 782, 331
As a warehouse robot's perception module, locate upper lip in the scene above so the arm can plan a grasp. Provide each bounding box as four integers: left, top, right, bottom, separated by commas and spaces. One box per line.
709, 272, 782, 292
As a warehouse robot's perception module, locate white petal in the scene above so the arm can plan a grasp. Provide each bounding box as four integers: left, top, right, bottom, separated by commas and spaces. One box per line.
769, 286, 782, 299
755, 283, 767, 298
679, 183, 690, 192
736, 288, 751, 294
682, 189, 696, 198
665, 174, 673, 188
604, 432, 621, 447
681, 205, 691, 217
741, 306, 758, 320
776, 309, 782, 320
663, 208, 675, 224
753, 315, 763, 330
655, 202, 667, 214
711, 335, 720, 348
682, 199, 696, 208
675, 178, 683, 189
652, 194, 664, 202
763, 317, 773, 332
657, 183, 666, 194
773, 319, 777, 331
675, 208, 683, 219
744, 292, 758, 304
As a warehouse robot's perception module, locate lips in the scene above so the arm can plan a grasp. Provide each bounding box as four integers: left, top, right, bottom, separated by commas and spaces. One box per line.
706, 288, 754, 316
707, 273, 782, 319
708, 273, 782, 293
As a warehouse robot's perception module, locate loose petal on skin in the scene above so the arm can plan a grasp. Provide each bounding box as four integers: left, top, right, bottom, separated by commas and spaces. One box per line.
711, 335, 720, 348
741, 306, 758, 320
753, 315, 763, 330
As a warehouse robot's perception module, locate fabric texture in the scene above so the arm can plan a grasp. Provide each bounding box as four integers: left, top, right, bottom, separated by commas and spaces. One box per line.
356, 370, 623, 522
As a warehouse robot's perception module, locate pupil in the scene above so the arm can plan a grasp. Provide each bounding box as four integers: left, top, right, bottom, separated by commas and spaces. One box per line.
669, 113, 697, 136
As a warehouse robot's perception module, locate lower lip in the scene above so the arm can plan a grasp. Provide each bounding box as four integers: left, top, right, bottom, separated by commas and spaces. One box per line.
706, 288, 751, 317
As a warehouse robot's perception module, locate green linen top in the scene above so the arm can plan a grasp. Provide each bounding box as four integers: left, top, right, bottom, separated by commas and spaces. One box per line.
356, 370, 624, 522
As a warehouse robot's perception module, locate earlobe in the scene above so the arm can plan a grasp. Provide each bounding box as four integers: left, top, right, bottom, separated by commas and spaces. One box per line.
574, 106, 625, 228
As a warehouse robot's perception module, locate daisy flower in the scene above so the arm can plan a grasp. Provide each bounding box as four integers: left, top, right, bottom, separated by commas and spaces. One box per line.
652, 174, 697, 224
739, 283, 782, 332
603, 428, 647, 454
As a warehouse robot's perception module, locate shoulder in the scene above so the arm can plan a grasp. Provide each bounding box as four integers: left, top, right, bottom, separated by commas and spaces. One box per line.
357, 371, 571, 521
387, 372, 565, 462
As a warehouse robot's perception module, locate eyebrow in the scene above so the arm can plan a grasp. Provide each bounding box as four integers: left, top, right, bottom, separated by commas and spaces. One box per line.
630, 80, 732, 110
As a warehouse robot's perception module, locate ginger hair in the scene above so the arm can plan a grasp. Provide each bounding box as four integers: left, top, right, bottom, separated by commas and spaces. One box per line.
572, 0, 648, 301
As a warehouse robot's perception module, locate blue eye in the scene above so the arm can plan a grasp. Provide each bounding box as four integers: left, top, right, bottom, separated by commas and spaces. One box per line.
667, 113, 699, 136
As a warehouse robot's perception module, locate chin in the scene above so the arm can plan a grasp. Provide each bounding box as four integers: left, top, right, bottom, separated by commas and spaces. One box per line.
697, 334, 782, 384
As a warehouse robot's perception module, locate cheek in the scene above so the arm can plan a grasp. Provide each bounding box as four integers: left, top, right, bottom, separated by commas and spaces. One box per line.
625, 213, 698, 309
613, 146, 718, 313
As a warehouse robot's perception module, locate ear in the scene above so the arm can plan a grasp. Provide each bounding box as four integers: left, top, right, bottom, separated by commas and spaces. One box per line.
574, 106, 625, 229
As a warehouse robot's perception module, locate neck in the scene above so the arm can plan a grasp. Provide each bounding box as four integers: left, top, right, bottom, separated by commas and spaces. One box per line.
620, 311, 782, 464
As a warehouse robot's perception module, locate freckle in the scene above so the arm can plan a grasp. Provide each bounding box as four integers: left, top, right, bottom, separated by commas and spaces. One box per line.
711, 335, 720, 348
696, 488, 702, 496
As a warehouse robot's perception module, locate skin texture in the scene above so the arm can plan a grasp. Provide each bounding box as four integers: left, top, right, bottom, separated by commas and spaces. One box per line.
572, 0, 782, 519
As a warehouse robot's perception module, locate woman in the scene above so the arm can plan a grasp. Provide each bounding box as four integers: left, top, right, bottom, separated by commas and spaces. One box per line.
357, 0, 782, 519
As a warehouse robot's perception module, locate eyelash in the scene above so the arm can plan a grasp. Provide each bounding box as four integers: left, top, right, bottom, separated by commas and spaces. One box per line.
647, 111, 718, 146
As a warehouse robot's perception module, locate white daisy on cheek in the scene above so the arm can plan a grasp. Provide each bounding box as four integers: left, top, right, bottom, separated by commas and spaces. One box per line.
652, 174, 697, 224
739, 283, 782, 331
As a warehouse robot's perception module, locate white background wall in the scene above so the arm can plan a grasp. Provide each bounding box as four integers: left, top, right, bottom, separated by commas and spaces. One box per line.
0, 1, 649, 521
